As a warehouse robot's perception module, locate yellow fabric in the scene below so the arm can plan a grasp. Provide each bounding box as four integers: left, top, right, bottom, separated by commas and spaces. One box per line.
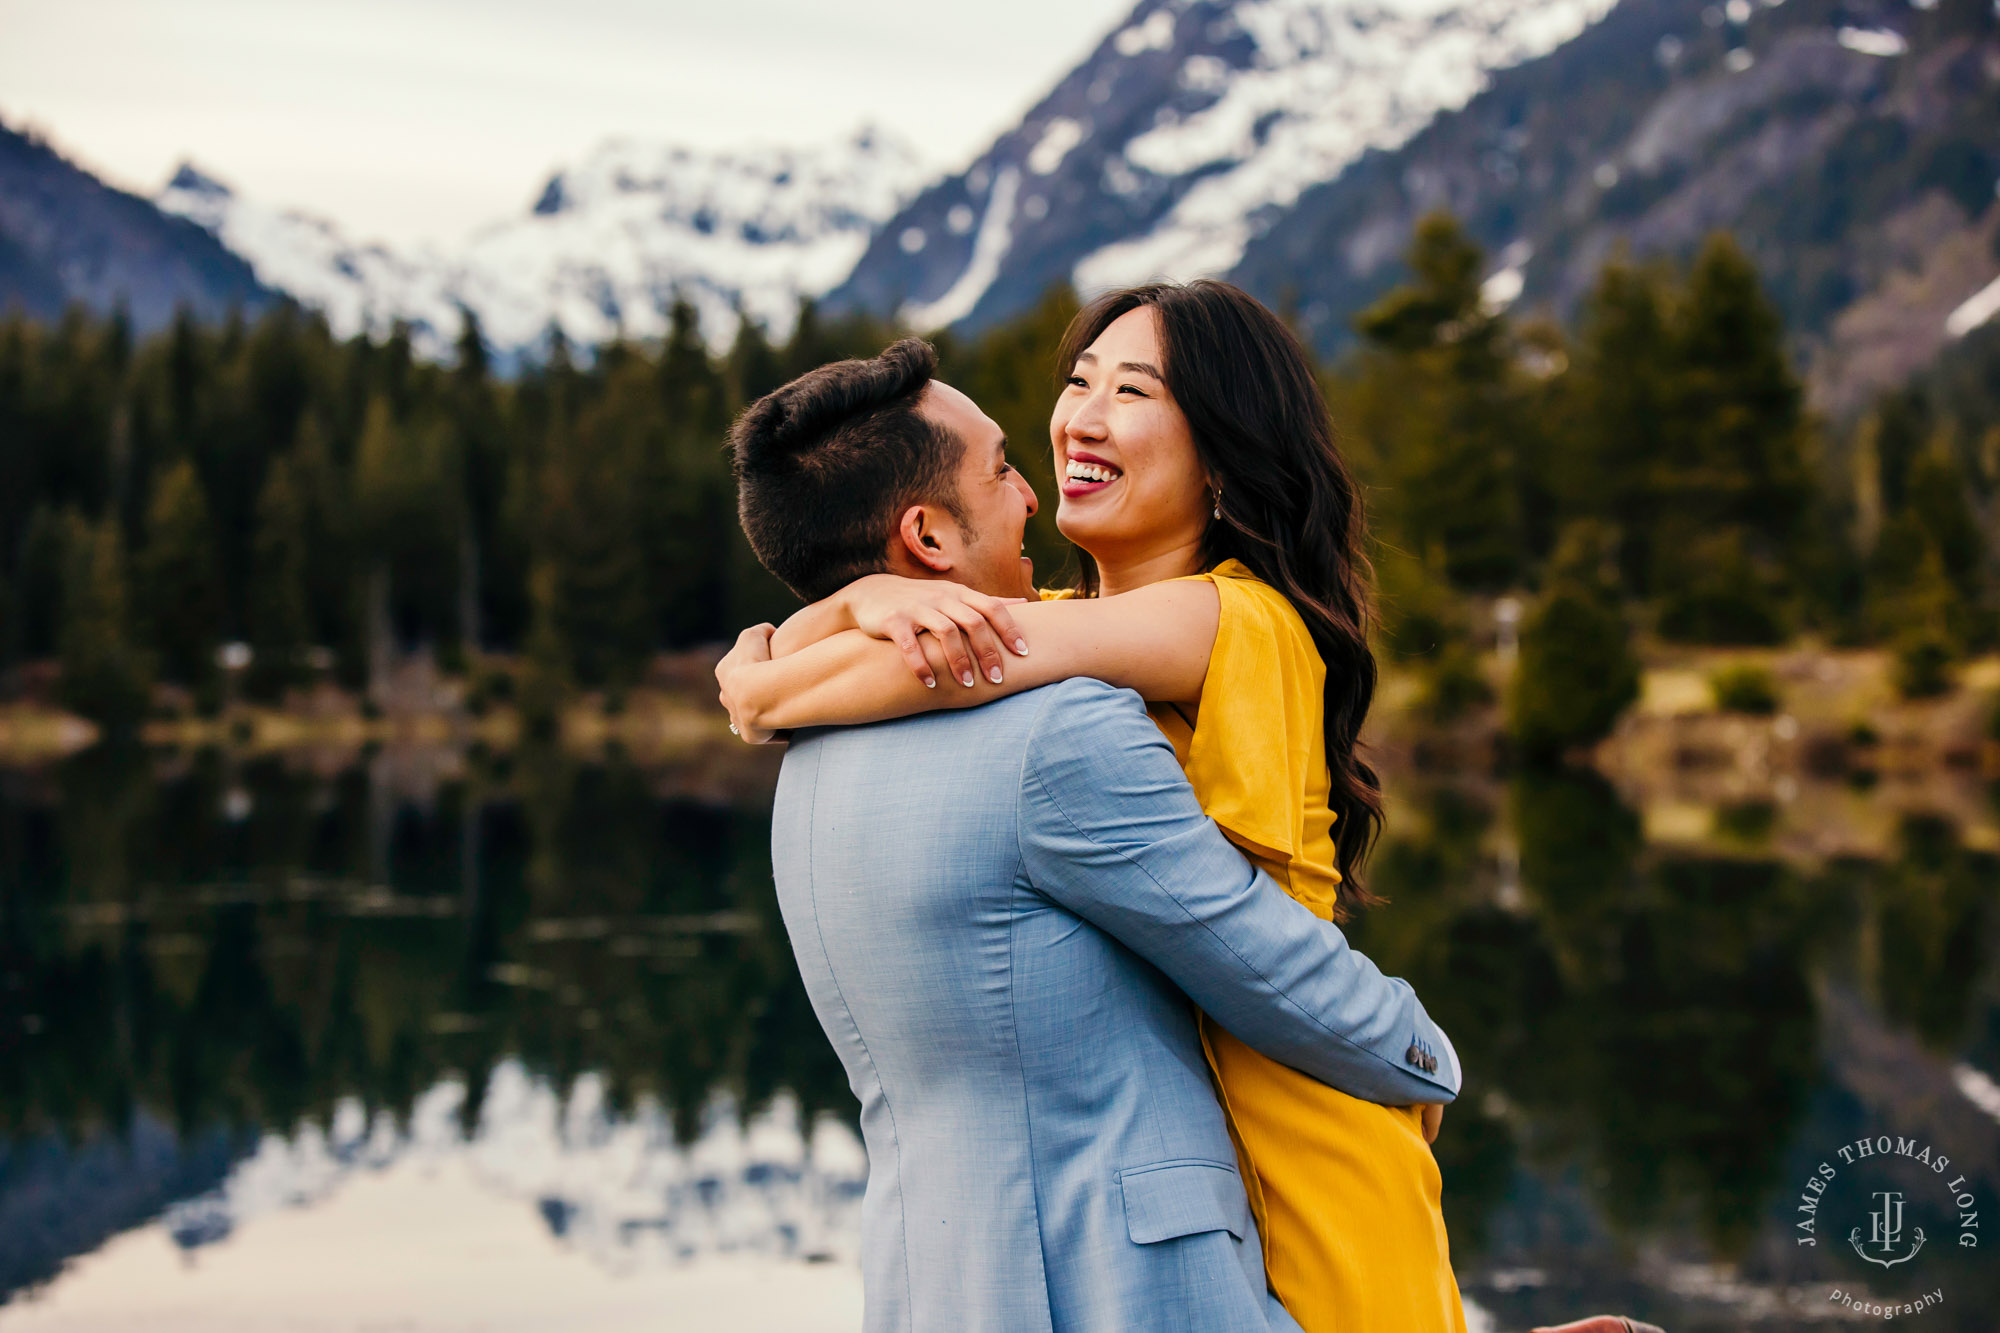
1149, 560, 1468, 1333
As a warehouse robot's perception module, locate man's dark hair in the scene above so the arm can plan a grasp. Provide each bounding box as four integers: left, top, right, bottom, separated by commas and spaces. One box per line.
730, 336, 968, 602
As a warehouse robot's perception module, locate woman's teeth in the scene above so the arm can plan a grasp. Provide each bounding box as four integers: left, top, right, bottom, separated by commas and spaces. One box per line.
1065, 462, 1121, 483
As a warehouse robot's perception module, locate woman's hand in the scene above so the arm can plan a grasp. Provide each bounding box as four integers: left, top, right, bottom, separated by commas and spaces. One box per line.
715, 623, 779, 743
841, 574, 1030, 691
1421, 1103, 1443, 1145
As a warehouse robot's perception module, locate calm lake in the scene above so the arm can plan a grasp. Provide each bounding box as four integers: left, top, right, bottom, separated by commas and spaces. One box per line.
2, 743, 1996, 1332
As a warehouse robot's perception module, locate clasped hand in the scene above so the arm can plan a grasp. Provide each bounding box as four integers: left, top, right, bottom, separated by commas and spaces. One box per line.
839, 574, 1031, 691
715, 576, 1033, 743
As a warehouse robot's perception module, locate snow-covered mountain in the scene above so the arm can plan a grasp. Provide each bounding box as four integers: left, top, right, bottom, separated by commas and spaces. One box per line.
161, 1063, 868, 1271
1231, 0, 2000, 410
0, 122, 271, 338
158, 163, 460, 349
832, 0, 1621, 331
123, 0, 2000, 412
157, 128, 931, 358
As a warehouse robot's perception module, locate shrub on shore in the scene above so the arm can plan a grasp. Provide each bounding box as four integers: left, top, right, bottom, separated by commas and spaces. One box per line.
1709, 663, 1780, 715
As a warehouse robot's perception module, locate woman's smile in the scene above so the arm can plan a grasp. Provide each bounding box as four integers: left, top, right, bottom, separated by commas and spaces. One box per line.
1060, 448, 1124, 498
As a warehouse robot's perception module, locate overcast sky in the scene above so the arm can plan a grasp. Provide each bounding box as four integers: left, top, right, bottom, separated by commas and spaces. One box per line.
0, 0, 1137, 250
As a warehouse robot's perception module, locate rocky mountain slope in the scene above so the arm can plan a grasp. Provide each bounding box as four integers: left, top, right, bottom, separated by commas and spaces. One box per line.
0, 123, 270, 335
831, 0, 1624, 331
1228, 0, 2000, 412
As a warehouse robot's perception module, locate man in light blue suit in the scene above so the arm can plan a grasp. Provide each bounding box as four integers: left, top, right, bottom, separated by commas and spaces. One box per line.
723, 340, 1459, 1332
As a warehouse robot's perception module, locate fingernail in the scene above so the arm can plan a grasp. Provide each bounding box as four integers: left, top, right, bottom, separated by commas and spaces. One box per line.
1013, 638, 1028, 655
988, 666, 1003, 683
923, 676, 936, 688
960, 672, 975, 687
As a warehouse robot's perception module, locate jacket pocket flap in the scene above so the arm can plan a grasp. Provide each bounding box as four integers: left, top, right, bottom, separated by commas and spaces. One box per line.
1119, 1160, 1250, 1245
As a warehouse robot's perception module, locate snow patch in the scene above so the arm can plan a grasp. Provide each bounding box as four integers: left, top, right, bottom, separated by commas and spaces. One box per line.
1953, 1062, 2000, 1125
1114, 9, 1178, 56
1836, 26, 1907, 56
1945, 273, 2000, 339
1180, 54, 1231, 92
1027, 118, 1088, 176
1481, 267, 1525, 312
1481, 241, 1533, 312
904, 168, 1022, 330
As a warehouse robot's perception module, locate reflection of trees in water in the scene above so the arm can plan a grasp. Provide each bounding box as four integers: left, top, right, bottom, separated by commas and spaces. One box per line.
0, 747, 852, 1154
1354, 769, 1995, 1267
1856, 815, 1993, 1051
6, 750, 1993, 1302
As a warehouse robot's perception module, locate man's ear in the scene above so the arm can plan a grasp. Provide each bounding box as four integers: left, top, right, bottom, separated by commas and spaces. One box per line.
894, 503, 957, 575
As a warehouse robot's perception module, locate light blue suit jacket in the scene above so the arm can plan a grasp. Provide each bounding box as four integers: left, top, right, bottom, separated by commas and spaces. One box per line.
771, 679, 1461, 1333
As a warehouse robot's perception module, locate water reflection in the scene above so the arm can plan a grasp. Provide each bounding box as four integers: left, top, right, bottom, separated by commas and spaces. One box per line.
1351, 770, 2000, 1330
2, 747, 1998, 1331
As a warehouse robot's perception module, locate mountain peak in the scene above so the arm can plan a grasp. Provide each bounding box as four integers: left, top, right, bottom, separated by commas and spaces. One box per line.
165, 161, 233, 200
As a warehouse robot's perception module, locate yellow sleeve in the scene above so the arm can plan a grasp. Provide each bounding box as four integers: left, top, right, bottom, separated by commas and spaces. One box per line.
1178, 563, 1330, 875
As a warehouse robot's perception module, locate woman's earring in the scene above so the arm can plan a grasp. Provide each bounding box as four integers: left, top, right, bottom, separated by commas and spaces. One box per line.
1212, 489, 1222, 520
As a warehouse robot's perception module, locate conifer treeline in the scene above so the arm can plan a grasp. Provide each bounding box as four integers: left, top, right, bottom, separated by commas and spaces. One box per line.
0, 299, 899, 722
2, 216, 1995, 728
1343, 218, 1998, 744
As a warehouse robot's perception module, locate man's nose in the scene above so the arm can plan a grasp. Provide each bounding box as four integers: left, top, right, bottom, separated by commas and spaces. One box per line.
1016, 473, 1039, 516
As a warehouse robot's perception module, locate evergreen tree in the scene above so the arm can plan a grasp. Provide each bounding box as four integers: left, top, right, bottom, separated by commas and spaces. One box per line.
516, 562, 570, 738
58, 512, 152, 727
537, 403, 652, 690
1509, 521, 1641, 761
1373, 540, 1491, 721
134, 458, 224, 693
725, 310, 785, 410
1562, 255, 1676, 591
451, 306, 506, 663
651, 300, 733, 645
246, 456, 314, 701
1349, 214, 1531, 589
1651, 234, 1810, 643
8, 504, 68, 663
354, 396, 463, 673
286, 414, 361, 684
1868, 429, 1988, 691
1889, 545, 1960, 698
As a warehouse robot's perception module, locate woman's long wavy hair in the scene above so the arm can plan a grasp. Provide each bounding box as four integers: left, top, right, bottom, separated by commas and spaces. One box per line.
1056, 279, 1384, 912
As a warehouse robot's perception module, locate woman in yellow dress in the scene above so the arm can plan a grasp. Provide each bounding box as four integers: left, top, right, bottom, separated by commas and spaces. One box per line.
718, 279, 1467, 1332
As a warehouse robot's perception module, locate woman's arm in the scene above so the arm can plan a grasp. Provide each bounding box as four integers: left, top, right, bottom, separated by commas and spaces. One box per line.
767, 574, 1029, 689
720, 579, 1219, 738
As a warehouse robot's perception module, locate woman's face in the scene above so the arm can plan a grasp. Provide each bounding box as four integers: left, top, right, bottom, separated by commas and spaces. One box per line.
1049, 307, 1210, 569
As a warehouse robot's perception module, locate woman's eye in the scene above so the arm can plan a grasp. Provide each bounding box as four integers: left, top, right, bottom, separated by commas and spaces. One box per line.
1065, 375, 1087, 388
1118, 384, 1147, 396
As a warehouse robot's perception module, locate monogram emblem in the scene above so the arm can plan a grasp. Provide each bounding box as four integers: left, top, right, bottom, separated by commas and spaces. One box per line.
1848, 1190, 1926, 1268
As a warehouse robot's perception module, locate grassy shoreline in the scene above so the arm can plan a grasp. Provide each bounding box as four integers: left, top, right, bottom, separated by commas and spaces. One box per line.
5, 646, 1995, 860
